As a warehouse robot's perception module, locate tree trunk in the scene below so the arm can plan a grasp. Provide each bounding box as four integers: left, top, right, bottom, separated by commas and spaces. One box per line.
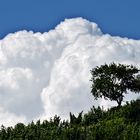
117, 96, 123, 107
117, 100, 121, 107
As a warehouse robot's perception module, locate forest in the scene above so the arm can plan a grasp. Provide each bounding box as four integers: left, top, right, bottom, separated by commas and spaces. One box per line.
0, 63, 140, 140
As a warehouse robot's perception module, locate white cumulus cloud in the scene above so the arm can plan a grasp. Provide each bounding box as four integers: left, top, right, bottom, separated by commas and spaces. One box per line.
0, 17, 140, 126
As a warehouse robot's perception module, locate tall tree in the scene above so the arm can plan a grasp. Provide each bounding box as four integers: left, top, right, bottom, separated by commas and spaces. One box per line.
90, 63, 140, 106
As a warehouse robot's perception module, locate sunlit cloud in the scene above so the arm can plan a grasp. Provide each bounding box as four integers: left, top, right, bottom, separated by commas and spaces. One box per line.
0, 17, 140, 126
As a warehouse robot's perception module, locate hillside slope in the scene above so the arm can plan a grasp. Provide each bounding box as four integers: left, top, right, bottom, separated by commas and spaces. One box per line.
0, 99, 140, 140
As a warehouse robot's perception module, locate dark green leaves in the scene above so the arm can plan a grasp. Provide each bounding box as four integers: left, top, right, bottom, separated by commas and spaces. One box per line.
90, 63, 140, 106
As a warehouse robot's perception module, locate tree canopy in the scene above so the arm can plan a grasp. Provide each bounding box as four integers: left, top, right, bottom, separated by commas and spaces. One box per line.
90, 63, 140, 106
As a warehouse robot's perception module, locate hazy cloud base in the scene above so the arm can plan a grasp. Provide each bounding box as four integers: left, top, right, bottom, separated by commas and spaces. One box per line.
0, 17, 140, 126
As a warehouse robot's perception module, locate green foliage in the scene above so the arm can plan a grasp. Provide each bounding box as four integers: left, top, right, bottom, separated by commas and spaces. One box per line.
0, 100, 140, 140
90, 63, 140, 106
83, 106, 104, 125
70, 111, 83, 125
125, 99, 140, 122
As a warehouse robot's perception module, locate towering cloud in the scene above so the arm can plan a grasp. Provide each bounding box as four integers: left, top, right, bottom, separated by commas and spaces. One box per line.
0, 17, 140, 126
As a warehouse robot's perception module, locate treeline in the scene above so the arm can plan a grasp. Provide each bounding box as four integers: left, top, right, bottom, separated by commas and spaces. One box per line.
1, 63, 140, 140
0, 99, 140, 140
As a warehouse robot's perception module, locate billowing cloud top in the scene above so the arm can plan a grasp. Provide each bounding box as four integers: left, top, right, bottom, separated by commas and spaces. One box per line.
0, 17, 140, 126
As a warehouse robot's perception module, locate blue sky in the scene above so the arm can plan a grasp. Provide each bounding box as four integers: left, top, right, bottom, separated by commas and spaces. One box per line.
1, 0, 140, 126
0, 0, 140, 39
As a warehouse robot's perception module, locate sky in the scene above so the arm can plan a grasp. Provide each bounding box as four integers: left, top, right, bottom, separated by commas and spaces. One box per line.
0, 0, 140, 39
0, 0, 140, 127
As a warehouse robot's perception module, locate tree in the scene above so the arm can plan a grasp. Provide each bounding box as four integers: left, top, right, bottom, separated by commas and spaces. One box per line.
90, 63, 140, 107
70, 111, 83, 125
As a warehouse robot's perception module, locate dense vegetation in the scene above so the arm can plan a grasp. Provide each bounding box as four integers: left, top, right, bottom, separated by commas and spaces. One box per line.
0, 63, 140, 140
0, 99, 140, 140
